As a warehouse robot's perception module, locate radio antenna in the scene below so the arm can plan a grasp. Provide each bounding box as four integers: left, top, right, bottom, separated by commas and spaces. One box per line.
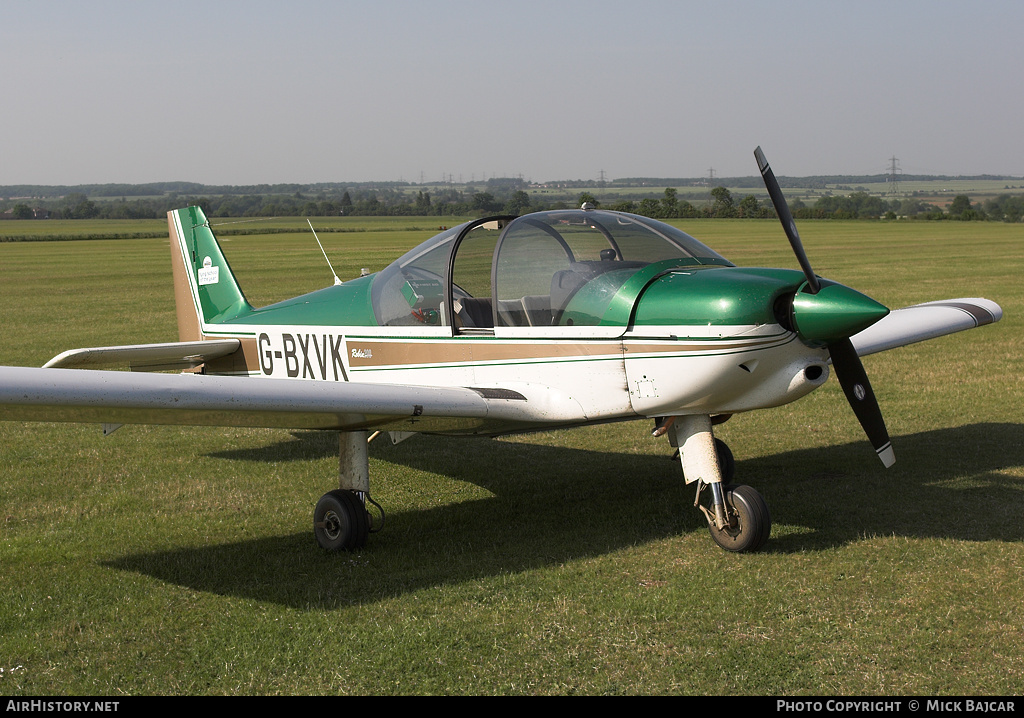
307, 219, 342, 285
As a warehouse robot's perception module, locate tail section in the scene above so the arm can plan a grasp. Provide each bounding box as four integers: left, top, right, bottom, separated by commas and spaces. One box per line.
168, 206, 253, 340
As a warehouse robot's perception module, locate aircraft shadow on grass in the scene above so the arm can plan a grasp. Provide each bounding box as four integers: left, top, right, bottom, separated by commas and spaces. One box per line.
104, 423, 1024, 608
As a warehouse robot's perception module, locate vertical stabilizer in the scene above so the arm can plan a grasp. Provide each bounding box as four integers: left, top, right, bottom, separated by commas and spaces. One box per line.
168, 206, 252, 340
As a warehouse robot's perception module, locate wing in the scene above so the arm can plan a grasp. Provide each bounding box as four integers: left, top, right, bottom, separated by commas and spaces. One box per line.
851, 298, 1002, 357
43, 340, 241, 372
0, 366, 532, 434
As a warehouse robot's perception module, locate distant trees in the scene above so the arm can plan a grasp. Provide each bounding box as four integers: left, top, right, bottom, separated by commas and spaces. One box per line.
3, 180, 1019, 222
62, 193, 99, 219
984, 194, 1024, 222
472, 192, 501, 213
947, 194, 980, 219
948, 195, 972, 216
613, 187, 767, 220
709, 187, 735, 217
504, 190, 531, 215
637, 198, 661, 216
661, 187, 679, 216
784, 191, 1005, 222
413, 191, 431, 213
10, 204, 33, 219
738, 194, 769, 218
616, 187, 1018, 222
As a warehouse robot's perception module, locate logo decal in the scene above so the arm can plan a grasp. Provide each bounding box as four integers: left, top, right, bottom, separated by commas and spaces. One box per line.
198, 256, 220, 286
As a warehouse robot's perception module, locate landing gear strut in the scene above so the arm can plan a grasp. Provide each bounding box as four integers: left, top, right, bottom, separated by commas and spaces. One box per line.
668, 414, 770, 553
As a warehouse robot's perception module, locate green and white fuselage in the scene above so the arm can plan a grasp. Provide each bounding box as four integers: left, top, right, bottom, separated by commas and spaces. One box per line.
169, 205, 894, 433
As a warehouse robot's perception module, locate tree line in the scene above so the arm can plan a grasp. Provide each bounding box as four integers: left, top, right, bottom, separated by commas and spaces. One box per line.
4, 185, 1021, 222
584, 187, 1023, 222
791, 191, 1023, 222
586, 187, 775, 219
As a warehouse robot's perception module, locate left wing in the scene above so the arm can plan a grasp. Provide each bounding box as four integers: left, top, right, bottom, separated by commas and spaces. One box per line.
0, 366, 514, 434
851, 298, 1002, 357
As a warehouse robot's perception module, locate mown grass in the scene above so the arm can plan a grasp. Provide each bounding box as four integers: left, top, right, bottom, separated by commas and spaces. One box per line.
0, 218, 1021, 695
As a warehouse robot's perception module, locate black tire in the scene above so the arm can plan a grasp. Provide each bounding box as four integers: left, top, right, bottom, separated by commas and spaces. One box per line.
707, 484, 770, 553
714, 438, 735, 484
314, 489, 370, 551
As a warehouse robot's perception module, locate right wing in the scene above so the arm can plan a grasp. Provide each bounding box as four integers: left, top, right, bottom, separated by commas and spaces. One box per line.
851, 298, 1002, 357
43, 340, 241, 372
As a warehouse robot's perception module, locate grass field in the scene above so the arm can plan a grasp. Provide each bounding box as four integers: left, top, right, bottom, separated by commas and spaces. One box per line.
0, 217, 1021, 695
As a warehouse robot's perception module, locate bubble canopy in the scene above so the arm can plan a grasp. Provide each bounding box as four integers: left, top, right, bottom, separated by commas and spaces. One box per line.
370, 209, 733, 330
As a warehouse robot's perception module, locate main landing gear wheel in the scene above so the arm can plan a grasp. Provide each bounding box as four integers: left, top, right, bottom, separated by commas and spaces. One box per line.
706, 484, 770, 553
314, 489, 370, 551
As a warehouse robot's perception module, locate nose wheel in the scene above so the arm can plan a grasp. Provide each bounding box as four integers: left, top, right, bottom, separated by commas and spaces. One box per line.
698, 483, 770, 553
667, 414, 772, 553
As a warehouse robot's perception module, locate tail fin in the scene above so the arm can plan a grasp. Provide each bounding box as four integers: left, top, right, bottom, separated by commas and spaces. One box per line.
167, 206, 253, 341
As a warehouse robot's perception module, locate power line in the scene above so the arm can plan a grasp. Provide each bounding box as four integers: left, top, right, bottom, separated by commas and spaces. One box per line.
887, 156, 902, 198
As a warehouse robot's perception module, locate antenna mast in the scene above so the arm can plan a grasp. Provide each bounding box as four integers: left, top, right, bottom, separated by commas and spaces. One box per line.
308, 219, 343, 285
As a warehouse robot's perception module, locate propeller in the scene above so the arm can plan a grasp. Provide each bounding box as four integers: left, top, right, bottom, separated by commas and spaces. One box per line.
755, 147, 820, 295
755, 146, 895, 468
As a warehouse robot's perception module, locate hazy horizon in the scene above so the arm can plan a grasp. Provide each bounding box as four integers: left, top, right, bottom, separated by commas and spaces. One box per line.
4, 166, 1019, 191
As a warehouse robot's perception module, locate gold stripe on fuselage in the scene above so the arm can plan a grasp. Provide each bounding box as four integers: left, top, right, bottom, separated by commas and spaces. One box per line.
196, 330, 793, 377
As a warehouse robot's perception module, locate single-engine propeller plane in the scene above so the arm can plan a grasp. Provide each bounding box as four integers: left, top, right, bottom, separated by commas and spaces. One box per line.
0, 149, 1003, 552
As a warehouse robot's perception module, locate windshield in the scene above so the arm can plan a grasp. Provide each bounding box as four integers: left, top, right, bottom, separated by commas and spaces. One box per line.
370, 210, 732, 329
493, 210, 730, 327
370, 222, 467, 326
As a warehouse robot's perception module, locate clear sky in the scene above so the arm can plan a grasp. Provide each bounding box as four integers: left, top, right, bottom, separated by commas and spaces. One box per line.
3, 0, 1021, 185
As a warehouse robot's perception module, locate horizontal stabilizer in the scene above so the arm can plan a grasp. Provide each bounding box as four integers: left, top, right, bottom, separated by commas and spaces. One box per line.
851, 298, 1002, 357
43, 340, 241, 372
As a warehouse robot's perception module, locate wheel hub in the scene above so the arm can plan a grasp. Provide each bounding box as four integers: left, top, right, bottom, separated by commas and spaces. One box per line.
321, 510, 343, 541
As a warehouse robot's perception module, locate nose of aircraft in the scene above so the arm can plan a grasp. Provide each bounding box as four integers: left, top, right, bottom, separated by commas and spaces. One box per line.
789, 280, 890, 346
629, 268, 887, 348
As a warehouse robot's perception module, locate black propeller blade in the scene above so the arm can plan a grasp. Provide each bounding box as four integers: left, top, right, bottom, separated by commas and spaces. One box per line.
755, 146, 820, 294
754, 146, 894, 467
828, 338, 895, 467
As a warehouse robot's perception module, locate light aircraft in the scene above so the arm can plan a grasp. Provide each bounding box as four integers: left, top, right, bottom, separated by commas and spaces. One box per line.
0, 149, 1003, 553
